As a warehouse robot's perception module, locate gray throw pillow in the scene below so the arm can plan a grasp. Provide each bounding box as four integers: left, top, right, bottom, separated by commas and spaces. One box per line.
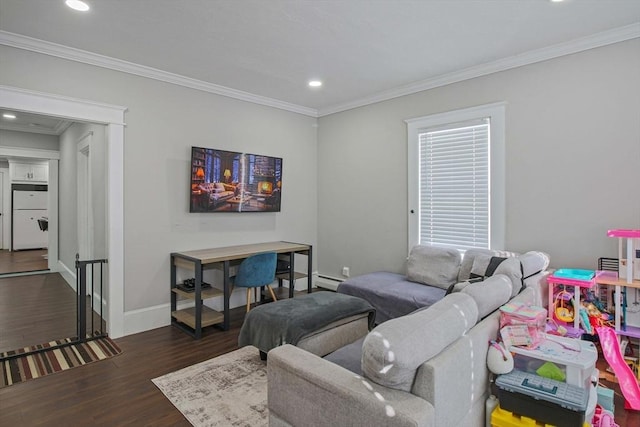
458, 249, 519, 282
468, 254, 523, 298
406, 245, 461, 289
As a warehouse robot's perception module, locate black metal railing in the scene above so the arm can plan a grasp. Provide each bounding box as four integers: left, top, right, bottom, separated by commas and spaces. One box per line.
76, 254, 108, 342
0, 256, 108, 362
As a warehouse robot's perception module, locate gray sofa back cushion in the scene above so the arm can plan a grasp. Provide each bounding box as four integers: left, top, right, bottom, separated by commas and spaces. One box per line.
361, 292, 478, 392
519, 251, 550, 278
461, 274, 512, 318
458, 248, 518, 282
406, 245, 461, 289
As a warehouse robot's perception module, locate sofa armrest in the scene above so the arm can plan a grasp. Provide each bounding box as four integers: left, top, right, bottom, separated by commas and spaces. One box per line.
268, 344, 434, 427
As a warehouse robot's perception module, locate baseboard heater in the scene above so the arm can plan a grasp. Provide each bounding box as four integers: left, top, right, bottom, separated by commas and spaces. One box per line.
316, 275, 343, 291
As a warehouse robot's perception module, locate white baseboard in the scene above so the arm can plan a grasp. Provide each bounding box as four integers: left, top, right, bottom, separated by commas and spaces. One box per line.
316, 275, 343, 291
58, 260, 76, 291
123, 273, 320, 336
123, 289, 266, 336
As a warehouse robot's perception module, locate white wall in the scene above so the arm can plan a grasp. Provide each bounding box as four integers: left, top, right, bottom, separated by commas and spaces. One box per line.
318, 39, 640, 277
0, 45, 318, 319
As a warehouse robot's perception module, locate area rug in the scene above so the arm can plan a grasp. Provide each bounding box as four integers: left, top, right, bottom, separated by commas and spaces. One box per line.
1, 336, 122, 388
152, 345, 268, 427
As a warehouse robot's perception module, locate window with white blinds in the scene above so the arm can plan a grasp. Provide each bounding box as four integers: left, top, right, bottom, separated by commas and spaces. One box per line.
419, 119, 489, 251
406, 103, 505, 253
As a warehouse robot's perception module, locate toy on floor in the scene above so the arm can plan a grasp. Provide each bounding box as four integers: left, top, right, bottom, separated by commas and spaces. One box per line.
592, 404, 619, 427
596, 326, 640, 411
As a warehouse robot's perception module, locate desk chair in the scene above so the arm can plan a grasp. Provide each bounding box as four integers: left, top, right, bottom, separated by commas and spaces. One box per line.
232, 252, 278, 312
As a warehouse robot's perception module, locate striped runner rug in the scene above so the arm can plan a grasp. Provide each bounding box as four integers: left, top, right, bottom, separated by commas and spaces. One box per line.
0, 336, 122, 388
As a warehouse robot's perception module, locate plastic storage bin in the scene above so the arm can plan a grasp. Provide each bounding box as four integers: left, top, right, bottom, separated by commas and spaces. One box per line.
509, 334, 597, 389
491, 405, 589, 427
499, 302, 547, 349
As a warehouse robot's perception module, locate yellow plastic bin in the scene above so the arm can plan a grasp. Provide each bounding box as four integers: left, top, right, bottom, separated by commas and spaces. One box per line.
491, 405, 590, 427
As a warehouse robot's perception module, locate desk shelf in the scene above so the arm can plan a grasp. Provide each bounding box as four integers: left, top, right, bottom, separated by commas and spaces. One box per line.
172, 306, 224, 329
171, 287, 223, 300
276, 271, 307, 281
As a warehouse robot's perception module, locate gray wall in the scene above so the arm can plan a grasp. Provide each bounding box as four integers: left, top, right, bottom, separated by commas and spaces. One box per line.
318, 39, 640, 278
58, 122, 108, 271
0, 44, 318, 312
0, 129, 60, 150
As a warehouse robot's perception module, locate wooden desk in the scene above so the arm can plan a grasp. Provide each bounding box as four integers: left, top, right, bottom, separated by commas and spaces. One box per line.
170, 241, 312, 338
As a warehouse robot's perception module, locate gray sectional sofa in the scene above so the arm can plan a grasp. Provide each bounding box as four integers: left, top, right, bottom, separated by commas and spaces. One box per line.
338, 246, 549, 324
267, 247, 550, 427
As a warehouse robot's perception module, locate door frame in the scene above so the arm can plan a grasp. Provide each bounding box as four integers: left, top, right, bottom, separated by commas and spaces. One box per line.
0, 85, 127, 338
77, 132, 94, 263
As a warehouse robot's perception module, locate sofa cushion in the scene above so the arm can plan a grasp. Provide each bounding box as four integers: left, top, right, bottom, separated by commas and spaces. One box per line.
495, 258, 524, 297
338, 272, 446, 324
361, 292, 478, 392
458, 248, 519, 282
461, 274, 512, 319
406, 245, 461, 289
518, 251, 550, 278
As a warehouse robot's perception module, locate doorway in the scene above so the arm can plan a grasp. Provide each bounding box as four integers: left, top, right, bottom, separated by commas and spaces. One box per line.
0, 85, 126, 339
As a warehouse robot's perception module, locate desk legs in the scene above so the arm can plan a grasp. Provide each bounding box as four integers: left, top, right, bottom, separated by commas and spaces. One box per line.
223, 261, 230, 330
288, 251, 295, 298
307, 246, 313, 293
194, 261, 203, 339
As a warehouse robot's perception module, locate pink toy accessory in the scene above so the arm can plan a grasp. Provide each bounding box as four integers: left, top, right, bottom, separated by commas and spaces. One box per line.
592, 405, 619, 427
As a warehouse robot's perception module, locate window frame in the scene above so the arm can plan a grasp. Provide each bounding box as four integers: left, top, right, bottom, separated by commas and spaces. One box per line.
406, 102, 506, 253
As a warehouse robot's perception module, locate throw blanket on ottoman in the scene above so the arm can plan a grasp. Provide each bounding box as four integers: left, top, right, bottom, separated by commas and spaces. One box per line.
238, 292, 375, 353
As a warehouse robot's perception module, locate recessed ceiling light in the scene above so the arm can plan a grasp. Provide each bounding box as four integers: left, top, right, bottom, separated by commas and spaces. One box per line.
66, 0, 90, 12
308, 80, 322, 88
2, 113, 16, 119
550, 0, 565, 2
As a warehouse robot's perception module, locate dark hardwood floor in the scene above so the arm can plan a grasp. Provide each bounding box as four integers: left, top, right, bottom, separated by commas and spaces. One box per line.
1, 286, 638, 426
0, 249, 48, 275
0, 309, 246, 426
0, 273, 76, 353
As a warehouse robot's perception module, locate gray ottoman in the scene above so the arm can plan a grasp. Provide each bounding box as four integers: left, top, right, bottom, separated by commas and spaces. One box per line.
238, 291, 375, 359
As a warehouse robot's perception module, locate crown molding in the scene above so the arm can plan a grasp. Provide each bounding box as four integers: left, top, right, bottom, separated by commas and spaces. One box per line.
0, 31, 319, 118
318, 23, 640, 117
0, 119, 72, 136
54, 119, 73, 135
2, 23, 637, 120
0, 122, 56, 135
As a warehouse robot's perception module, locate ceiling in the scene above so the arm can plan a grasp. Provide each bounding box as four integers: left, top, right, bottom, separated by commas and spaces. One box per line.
0, 0, 639, 117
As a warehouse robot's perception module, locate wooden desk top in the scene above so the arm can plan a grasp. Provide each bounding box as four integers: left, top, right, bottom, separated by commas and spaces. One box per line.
172, 241, 310, 264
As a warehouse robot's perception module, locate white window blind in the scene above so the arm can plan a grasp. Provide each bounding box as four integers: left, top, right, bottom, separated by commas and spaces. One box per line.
419, 118, 490, 251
